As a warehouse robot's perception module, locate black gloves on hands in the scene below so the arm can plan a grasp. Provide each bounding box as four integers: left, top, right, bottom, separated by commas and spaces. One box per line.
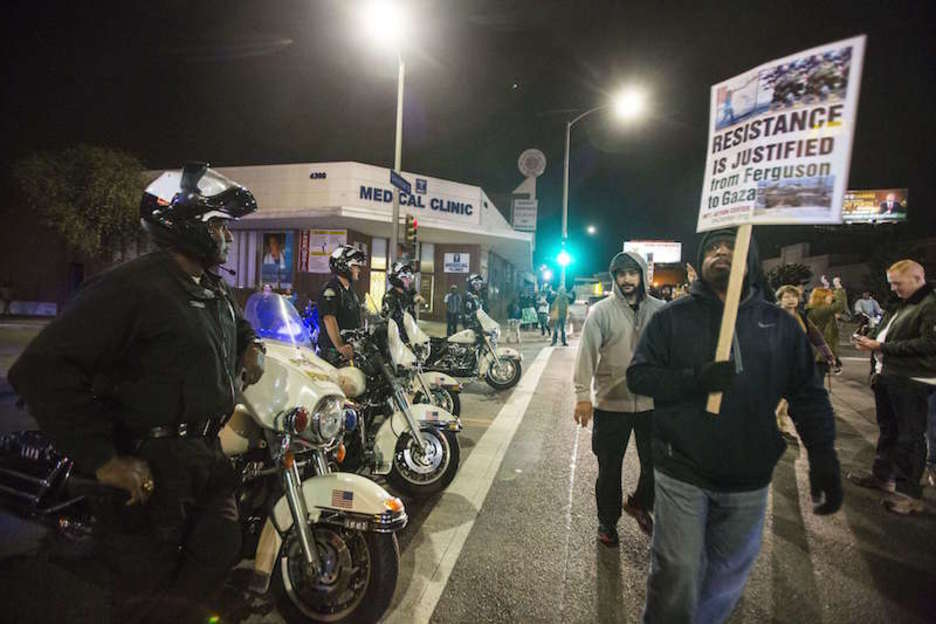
808, 451, 843, 515
696, 361, 736, 393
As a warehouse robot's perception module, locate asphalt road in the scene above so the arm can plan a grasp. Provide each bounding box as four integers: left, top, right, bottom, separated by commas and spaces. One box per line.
1, 322, 934, 623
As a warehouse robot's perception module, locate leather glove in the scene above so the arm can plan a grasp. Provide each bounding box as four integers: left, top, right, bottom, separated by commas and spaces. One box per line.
696, 361, 736, 392
808, 450, 843, 515
241, 343, 266, 386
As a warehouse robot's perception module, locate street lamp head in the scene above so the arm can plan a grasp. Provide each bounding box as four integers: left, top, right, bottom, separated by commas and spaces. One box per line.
587, 225, 597, 235
557, 250, 572, 268
542, 269, 554, 282
360, 0, 407, 51
613, 88, 646, 121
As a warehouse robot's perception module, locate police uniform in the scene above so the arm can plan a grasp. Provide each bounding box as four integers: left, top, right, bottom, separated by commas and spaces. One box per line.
464, 291, 482, 326
316, 275, 362, 362
8, 249, 256, 615
382, 287, 415, 342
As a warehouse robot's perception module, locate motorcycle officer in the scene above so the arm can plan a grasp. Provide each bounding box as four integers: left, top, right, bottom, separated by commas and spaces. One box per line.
464, 273, 486, 326
8, 163, 265, 621
316, 244, 367, 365
382, 259, 417, 342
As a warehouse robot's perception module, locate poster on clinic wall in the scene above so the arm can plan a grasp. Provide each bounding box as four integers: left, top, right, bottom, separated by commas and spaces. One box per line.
300, 229, 348, 273
260, 232, 294, 288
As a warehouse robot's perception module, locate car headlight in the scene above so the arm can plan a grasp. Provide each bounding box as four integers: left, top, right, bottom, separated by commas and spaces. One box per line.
309, 396, 346, 444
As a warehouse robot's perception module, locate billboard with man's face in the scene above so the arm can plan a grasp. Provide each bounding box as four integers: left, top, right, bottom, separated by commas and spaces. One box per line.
842, 188, 908, 223
261, 231, 294, 288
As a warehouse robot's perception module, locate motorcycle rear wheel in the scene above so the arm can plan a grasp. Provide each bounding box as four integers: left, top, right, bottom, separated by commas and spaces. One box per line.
273, 525, 399, 624
389, 428, 460, 497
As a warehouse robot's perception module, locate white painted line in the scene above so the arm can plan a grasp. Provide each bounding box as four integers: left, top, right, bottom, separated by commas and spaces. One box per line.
839, 356, 871, 362
556, 423, 581, 616
386, 346, 555, 624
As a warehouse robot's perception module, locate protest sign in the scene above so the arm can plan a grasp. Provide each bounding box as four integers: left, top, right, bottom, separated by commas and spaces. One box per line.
698, 36, 866, 232
698, 36, 866, 413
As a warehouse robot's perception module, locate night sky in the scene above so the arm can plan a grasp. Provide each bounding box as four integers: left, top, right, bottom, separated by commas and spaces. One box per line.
2, 0, 934, 278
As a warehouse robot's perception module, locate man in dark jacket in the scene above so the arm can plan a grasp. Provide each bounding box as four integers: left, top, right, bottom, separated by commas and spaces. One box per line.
626, 228, 842, 624
8, 164, 265, 620
851, 259, 936, 514
444, 285, 462, 336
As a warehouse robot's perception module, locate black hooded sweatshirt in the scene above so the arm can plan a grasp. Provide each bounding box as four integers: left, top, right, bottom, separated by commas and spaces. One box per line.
626, 230, 836, 491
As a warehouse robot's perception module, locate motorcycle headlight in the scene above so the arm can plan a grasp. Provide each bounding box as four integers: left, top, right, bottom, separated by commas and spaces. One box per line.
309, 396, 346, 444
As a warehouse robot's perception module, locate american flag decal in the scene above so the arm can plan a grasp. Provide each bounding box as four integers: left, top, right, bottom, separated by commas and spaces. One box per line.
331, 489, 354, 509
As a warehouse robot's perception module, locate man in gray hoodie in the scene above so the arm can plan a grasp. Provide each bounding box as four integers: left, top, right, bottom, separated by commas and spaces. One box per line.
574, 251, 665, 544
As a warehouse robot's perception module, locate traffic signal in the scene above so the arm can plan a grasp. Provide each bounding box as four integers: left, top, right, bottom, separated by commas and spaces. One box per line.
405, 213, 418, 245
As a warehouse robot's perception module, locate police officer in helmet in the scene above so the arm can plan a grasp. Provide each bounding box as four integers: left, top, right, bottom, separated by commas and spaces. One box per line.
317, 244, 366, 364
8, 162, 265, 620
464, 273, 486, 321
382, 259, 417, 342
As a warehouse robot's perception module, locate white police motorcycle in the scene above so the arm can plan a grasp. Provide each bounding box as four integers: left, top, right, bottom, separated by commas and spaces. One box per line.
224, 292, 407, 623
424, 307, 523, 390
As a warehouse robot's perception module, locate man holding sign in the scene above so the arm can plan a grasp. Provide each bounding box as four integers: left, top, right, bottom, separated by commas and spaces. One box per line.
627, 229, 842, 623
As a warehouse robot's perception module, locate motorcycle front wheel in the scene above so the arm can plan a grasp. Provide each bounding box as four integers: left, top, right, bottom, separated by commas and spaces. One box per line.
273, 525, 400, 624
485, 357, 522, 391
413, 387, 461, 417
389, 428, 460, 497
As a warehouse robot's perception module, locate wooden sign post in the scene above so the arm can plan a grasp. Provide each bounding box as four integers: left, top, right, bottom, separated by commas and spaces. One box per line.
705, 223, 752, 415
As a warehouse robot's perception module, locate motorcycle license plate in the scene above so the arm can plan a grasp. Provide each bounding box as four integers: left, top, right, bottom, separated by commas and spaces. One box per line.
344, 518, 368, 531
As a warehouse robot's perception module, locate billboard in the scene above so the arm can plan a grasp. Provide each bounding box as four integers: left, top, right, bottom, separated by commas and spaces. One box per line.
842, 188, 908, 223
260, 232, 294, 288
623, 240, 682, 264
698, 36, 866, 231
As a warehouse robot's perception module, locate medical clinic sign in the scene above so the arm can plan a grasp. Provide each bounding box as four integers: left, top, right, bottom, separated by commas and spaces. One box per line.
698, 36, 865, 231
311, 162, 481, 226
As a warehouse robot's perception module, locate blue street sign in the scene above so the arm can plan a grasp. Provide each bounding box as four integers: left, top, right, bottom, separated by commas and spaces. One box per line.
390, 170, 412, 195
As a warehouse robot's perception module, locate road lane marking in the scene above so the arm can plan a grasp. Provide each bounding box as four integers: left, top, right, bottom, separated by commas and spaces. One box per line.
557, 422, 581, 617
386, 346, 555, 624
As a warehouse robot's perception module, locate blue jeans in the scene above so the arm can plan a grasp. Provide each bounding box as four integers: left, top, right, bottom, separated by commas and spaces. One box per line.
550, 317, 566, 345
643, 470, 768, 624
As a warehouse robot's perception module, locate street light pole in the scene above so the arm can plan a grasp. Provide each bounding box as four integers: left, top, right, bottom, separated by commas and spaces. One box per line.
560, 120, 571, 288
560, 106, 606, 288
389, 52, 405, 267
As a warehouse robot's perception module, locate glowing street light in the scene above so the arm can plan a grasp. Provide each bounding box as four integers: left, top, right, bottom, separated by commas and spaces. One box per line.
557, 250, 572, 268
542, 269, 554, 282
612, 88, 646, 120
560, 85, 647, 286
587, 224, 597, 235
360, 0, 406, 50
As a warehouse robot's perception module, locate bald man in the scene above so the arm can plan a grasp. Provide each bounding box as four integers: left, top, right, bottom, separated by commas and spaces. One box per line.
851, 260, 936, 514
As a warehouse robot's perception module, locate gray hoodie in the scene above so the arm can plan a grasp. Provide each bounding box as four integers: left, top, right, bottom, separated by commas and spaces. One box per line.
573, 251, 665, 412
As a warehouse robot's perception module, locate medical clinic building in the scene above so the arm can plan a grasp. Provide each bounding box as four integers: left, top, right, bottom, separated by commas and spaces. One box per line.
211, 162, 533, 322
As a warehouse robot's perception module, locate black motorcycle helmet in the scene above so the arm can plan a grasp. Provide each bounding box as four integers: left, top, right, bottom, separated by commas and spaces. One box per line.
141, 162, 257, 265
467, 273, 485, 294
329, 244, 367, 279
388, 259, 415, 291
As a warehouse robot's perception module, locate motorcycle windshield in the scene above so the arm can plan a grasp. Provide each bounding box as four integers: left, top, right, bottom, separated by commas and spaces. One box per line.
403, 312, 430, 347
387, 318, 417, 369
243, 292, 312, 347
476, 308, 501, 334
